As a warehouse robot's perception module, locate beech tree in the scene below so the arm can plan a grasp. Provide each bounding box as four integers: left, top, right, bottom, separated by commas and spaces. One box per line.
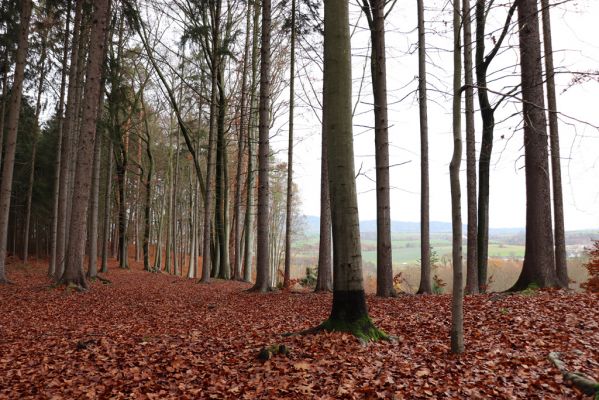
314, 0, 385, 341
509, 0, 558, 291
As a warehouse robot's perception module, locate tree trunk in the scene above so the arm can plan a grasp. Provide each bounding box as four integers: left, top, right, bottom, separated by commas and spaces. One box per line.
141, 99, 153, 272
509, 0, 558, 291
252, 0, 272, 292
200, 0, 222, 283
61, 0, 111, 289
23, 26, 49, 264
216, 68, 231, 280
243, 0, 261, 284
416, 0, 432, 295
450, 0, 464, 354
283, 0, 296, 289
319, 0, 384, 341
364, 0, 394, 298
56, 0, 83, 280
87, 125, 102, 278
0, 0, 32, 283
541, 0, 568, 289
101, 138, 113, 273
463, 0, 478, 295
315, 110, 332, 292
50, 0, 72, 277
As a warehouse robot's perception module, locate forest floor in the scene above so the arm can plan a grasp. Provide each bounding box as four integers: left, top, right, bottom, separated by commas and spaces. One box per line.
0, 260, 597, 399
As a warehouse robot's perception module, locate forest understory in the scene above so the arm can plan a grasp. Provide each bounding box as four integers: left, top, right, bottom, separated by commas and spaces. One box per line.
0, 260, 597, 399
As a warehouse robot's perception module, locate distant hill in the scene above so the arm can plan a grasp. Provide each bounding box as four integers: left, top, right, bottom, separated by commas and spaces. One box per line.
302, 215, 524, 235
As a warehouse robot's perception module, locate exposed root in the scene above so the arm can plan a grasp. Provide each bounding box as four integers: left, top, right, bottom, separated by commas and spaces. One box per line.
95, 275, 112, 284
548, 352, 599, 397
283, 317, 391, 344
0, 278, 14, 285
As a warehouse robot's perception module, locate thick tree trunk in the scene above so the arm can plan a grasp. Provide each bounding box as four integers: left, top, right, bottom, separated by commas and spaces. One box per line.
56, 0, 83, 280
0, 0, 32, 283
252, 0, 272, 292
0, 59, 8, 168
142, 101, 153, 272
283, 0, 296, 289
320, 0, 383, 341
463, 0, 478, 295
416, 0, 432, 295
450, 0, 464, 354
541, 0, 568, 289
216, 69, 231, 280
61, 0, 111, 289
510, 0, 558, 291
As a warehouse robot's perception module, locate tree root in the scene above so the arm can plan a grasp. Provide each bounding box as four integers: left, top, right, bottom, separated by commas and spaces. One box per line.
95, 275, 112, 284
283, 317, 392, 344
0, 278, 14, 285
548, 352, 599, 397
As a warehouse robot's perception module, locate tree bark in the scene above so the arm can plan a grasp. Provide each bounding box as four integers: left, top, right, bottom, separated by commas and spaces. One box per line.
450, 0, 464, 354
0, 0, 32, 283
87, 124, 102, 278
510, 0, 558, 291
416, 0, 432, 295
56, 0, 83, 280
101, 138, 113, 273
463, 0, 478, 295
50, 0, 72, 277
283, 0, 296, 289
61, 0, 111, 289
320, 0, 383, 341
541, 0, 568, 289
315, 110, 332, 292
252, 0, 272, 292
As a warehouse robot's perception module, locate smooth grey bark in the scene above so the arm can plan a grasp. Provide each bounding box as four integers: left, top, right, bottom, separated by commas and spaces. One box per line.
362, 0, 394, 298
60, 0, 111, 289
243, 0, 261, 283
283, 0, 296, 289
509, 0, 558, 291
0, 0, 32, 283
541, 0, 568, 289
315, 110, 332, 292
475, 0, 517, 292
450, 0, 464, 354
320, 0, 381, 338
463, 0, 478, 295
252, 0, 272, 292
416, 0, 432, 295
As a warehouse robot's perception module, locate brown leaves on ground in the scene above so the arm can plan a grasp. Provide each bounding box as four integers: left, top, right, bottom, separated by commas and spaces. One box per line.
0, 261, 597, 399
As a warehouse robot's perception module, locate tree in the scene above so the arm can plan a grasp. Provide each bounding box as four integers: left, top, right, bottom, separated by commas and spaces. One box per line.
360, 0, 395, 298
313, 0, 385, 341
0, 0, 33, 284
283, 0, 297, 289
541, 0, 568, 289
315, 111, 332, 292
416, 0, 431, 295
509, 0, 558, 291
450, 0, 464, 354
463, 0, 478, 295
252, 0, 272, 292
475, 0, 517, 292
60, 0, 111, 289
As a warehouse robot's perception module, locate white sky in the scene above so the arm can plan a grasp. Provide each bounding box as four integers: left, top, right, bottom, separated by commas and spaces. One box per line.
282, 0, 599, 231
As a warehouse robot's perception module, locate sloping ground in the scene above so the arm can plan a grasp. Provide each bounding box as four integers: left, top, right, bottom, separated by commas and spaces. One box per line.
0, 261, 597, 399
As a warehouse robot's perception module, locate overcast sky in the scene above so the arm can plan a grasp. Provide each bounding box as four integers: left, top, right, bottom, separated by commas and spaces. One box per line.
281, 0, 599, 231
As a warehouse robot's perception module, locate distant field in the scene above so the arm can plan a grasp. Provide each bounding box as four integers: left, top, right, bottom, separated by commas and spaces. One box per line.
292, 233, 526, 267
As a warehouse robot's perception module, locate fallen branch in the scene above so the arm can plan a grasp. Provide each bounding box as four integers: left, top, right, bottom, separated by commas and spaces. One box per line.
548, 352, 599, 397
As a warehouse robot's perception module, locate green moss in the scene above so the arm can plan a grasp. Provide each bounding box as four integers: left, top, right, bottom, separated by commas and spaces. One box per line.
320, 316, 390, 343
521, 282, 540, 296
